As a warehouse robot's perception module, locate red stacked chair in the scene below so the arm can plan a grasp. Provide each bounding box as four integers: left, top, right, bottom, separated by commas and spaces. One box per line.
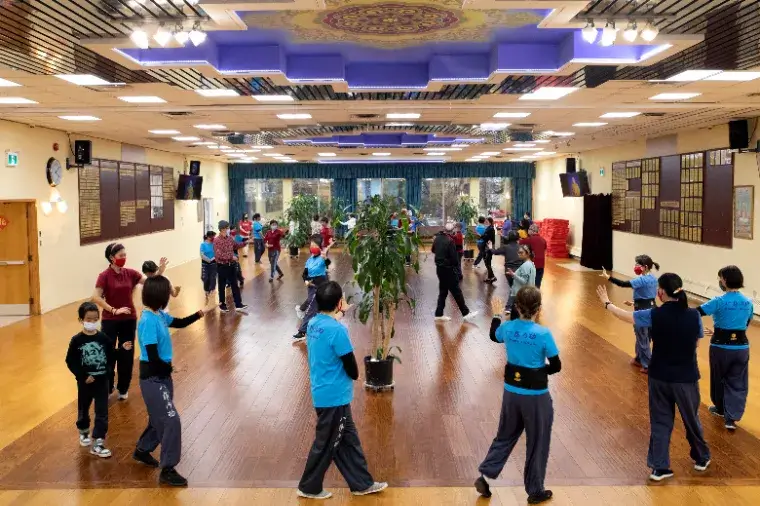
539, 219, 570, 258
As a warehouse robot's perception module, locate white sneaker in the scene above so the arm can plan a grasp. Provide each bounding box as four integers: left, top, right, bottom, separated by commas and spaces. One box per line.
434, 316, 452, 322
118, 392, 128, 401
463, 311, 479, 322
295, 305, 305, 319
79, 432, 91, 447
90, 439, 112, 458
352, 482, 388, 496
297, 490, 332, 499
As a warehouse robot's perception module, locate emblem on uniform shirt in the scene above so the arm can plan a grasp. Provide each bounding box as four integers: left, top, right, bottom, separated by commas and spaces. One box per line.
514, 372, 521, 382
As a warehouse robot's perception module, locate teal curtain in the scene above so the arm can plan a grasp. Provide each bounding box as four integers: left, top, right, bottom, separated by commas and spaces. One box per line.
513, 177, 533, 217
405, 175, 421, 210
230, 179, 246, 226
334, 178, 357, 211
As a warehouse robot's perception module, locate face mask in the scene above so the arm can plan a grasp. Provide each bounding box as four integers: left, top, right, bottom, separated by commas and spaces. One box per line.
243, 216, 249, 221
113, 257, 127, 268
271, 225, 278, 230
633, 265, 644, 275
83, 321, 100, 332
231, 231, 237, 237
719, 280, 727, 292
310, 246, 322, 256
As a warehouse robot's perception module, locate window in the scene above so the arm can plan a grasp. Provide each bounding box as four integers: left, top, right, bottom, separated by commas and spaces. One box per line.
357, 178, 406, 204
244, 179, 283, 219
420, 178, 470, 226
293, 178, 333, 213
479, 177, 512, 219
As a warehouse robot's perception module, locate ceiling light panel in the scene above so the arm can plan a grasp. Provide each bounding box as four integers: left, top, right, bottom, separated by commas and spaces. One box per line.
665, 70, 721, 82
195, 89, 239, 97
600, 112, 641, 118
149, 129, 181, 135
194, 124, 227, 130
56, 74, 112, 86
0, 78, 21, 87
386, 113, 420, 119
519, 87, 577, 100
318, 153, 336, 157
253, 95, 295, 102
649, 93, 701, 100
172, 136, 200, 141
118, 96, 166, 103
277, 113, 311, 119
704, 71, 760, 82
479, 123, 510, 130
493, 112, 532, 118
58, 115, 99, 121
0, 97, 37, 104
573, 122, 608, 127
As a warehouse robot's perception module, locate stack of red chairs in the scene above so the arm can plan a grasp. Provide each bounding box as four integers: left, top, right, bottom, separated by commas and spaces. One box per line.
539, 219, 570, 258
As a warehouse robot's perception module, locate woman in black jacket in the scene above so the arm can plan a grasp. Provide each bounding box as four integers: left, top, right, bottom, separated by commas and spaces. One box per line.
489, 231, 523, 306
481, 217, 497, 283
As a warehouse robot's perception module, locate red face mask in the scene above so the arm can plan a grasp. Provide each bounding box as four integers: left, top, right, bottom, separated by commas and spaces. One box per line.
310, 247, 321, 256
230, 230, 237, 237
634, 265, 644, 275
113, 257, 127, 268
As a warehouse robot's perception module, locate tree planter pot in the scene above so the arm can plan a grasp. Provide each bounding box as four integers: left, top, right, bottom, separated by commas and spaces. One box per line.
289, 246, 300, 257
463, 249, 475, 259
364, 355, 395, 391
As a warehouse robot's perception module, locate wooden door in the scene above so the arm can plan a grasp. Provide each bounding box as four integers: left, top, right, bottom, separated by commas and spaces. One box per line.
0, 202, 32, 315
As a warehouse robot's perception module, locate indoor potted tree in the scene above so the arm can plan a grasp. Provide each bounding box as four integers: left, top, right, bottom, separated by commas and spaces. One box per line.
348, 195, 421, 391
454, 195, 479, 259
283, 194, 318, 257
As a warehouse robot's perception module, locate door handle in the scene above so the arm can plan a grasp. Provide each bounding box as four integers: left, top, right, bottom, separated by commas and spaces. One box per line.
0, 260, 25, 266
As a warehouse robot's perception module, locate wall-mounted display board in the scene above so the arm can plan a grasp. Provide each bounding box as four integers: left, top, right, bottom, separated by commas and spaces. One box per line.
79, 159, 175, 245
612, 148, 734, 248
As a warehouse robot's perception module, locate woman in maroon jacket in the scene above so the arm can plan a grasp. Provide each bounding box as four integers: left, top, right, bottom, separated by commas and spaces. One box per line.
519, 224, 547, 288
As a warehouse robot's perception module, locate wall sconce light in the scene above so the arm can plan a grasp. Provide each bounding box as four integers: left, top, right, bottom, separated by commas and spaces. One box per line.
41, 201, 53, 215
56, 200, 68, 213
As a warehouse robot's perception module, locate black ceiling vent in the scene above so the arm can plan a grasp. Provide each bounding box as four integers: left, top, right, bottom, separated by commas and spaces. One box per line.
351, 114, 380, 119
162, 111, 193, 117
641, 112, 667, 117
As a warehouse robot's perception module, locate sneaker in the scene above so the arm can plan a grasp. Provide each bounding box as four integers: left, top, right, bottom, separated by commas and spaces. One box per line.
434, 316, 452, 322
694, 459, 711, 472
79, 431, 91, 447
90, 439, 112, 458
296, 490, 332, 500
295, 305, 305, 319
352, 482, 388, 496
292, 331, 306, 343
708, 406, 724, 418
159, 467, 188, 487
504, 308, 511, 314
118, 392, 128, 401
235, 304, 249, 312
474, 476, 492, 498
133, 449, 159, 467
219, 304, 229, 313
527, 490, 553, 504
649, 469, 674, 481
278, 274, 284, 280
463, 311, 479, 322
725, 419, 737, 431
269, 278, 274, 283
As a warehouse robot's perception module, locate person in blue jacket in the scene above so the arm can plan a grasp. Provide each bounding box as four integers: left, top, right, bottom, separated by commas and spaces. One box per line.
697, 265, 753, 431
473, 216, 488, 267
603, 254, 660, 372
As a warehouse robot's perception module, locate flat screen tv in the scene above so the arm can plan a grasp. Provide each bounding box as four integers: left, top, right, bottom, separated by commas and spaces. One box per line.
559, 171, 590, 197
176, 174, 203, 200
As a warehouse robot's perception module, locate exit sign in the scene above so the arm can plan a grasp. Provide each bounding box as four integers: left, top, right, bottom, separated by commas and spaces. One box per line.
5, 151, 18, 167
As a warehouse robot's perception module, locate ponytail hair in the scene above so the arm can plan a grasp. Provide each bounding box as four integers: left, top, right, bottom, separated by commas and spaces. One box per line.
658, 272, 688, 309
635, 254, 660, 271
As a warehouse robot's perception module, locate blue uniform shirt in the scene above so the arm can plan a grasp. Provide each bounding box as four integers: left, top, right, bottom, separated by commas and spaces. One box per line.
200, 241, 215, 260
476, 224, 486, 243
630, 273, 658, 300
390, 219, 399, 228
234, 234, 244, 244
305, 255, 328, 278
699, 292, 753, 349
495, 319, 559, 396
253, 221, 263, 239
138, 310, 175, 362
306, 314, 354, 408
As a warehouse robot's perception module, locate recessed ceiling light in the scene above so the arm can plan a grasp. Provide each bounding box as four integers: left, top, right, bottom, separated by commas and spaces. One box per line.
265, 153, 284, 157
519, 87, 577, 101
503, 147, 543, 152
281, 159, 299, 163
118, 96, 166, 103
192, 141, 217, 146
58, 115, 100, 121
372, 152, 391, 156
513, 143, 536, 147
0, 78, 21, 87
0, 97, 37, 104
426, 152, 445, 156
318, 153, 337, 157
493, 112, 532, 118
573, 122, 609, 127
206, 145, 221, 149
649, 93, 702, 100
451, 143, 470, 148
665, 70, 720, 82
251, 145, 273, 149
533, 140, 551, 144
386, 113, 420, 119
479, 123, 510, 130
600, 112, 640, 118
465, 158, 480, 162
55, 74, 111, 86
480, 152, 499, 156
386, 122, 414, 127
149, 129, 181, 135
172, 136, 201, 141
195, 89, 239, 97
704, 71, 760, 82
253, 95, 294, 102
509, 158, 524, 162
194, 124, 227, 130
277, 113, 311, 120
227, 153, 246, 158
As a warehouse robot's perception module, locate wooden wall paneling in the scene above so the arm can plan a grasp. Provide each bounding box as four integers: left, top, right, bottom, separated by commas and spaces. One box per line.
640, 158, 661, 237
658, 155, 681, 240
118, 162, 139, 238
162, 166, 175, 232
135, 164, 151, 235
78, 161, 102, 246
624, 161, 642, 234
703, 149, 735, 248
99, 160, 120, 242
26, 201, 41, 315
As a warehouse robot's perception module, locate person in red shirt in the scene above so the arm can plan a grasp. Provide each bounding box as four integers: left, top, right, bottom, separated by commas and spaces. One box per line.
519, 223, 547, 288
453, 222, 465, 281
265, 219, 285, 282
320, 217, 333, 257
91, 243, 168, 399
238, 213, 252, 258
213, 220, 249, 312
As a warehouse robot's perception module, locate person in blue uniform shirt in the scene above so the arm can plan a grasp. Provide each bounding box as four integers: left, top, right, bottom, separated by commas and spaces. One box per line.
603, 254, 660, 373
598, 273, 711, 482
297, 281, 387, 500
200, 230, 217, 303
293, 236, 333, 342
475, 286, 560, 505
473, 216, 488, 267
697, 265, 753, 431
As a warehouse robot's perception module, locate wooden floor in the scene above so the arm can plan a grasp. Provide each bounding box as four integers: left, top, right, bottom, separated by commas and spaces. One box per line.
0, 251, 759, 504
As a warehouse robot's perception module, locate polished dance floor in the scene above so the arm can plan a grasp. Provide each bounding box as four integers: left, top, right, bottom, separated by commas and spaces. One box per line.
0, 251, 759, 505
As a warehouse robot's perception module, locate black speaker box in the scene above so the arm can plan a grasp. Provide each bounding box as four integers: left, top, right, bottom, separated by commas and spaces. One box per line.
74, 140, 92, 165
729, 120, 749, 150
566, 157, 577, 173
189, 160, 201, 176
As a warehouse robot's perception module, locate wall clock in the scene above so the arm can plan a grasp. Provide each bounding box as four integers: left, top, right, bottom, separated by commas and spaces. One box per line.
46, 157, 63, 187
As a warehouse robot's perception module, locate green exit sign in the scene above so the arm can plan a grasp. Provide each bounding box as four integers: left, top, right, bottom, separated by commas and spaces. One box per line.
5, 151, 18, 167
599, 168, 605, 177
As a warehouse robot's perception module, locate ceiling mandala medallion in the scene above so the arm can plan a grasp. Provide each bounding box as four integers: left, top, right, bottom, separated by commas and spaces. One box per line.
322, 3, 460, 36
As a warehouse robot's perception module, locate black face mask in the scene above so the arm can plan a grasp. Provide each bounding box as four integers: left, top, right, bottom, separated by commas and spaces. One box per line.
719, 280, 727, 292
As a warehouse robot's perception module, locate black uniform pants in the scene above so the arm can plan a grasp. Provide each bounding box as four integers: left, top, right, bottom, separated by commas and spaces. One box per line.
299, 404, 374, 494
709, 346, 750, 422
435, 266, 469, 317
76, 377, 109, 439
101, 318, 137, 395
217, 263, 243, 308
137, 376, 181, 469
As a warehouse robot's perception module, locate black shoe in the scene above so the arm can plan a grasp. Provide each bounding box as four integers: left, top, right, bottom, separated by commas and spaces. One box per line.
649, 469, 674, 481
159, 467, 188, 487
219, 304, 229, 313
708, 406, 724, 418
725, 419, 737, 431
528, 490, 553, 504
133, 450, 159, 468
474, 476, 491, 498
269, 278, 273, 283
292, 331, 306, 343
278, 273, 284, 280
235, 304, 249, 312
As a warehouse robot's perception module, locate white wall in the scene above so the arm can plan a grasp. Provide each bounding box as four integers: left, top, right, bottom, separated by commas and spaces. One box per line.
535, 123, 760, 299
0, 120, 228, 313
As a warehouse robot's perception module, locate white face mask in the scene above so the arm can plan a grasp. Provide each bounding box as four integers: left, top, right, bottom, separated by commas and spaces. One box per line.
83, 321, 100, 332
271, 225, 278, 230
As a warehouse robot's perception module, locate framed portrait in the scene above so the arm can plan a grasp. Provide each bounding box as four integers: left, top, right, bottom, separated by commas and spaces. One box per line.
733, 185, 754, 240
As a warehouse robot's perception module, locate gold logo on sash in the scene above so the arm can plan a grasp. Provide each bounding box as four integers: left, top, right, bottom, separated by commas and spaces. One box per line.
731, 333, 737, 340
514, 372, 521, 382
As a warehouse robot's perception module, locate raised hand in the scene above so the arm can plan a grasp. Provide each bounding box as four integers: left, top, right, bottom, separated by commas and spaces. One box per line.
596, 285, 611, 305
600, 267, 610, 279
506, 268, 515, 277
122, 341, 133, 351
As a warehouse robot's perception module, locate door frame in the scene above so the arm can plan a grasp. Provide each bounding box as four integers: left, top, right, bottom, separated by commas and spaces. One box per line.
0, 200, 41, 315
